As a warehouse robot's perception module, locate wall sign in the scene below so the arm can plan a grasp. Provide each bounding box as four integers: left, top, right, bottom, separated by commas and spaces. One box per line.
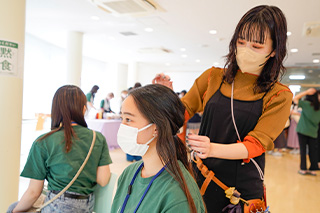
0, 39, 19, 76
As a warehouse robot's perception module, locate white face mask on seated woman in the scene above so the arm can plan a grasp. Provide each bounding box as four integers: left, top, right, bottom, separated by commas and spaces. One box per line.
117, 123, 156, 156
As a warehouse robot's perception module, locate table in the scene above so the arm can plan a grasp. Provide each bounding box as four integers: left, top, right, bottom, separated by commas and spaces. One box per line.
86, 119, 121, 149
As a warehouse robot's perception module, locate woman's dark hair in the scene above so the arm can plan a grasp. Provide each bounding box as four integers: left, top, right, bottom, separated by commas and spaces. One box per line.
90, 85, 99, 93
38, 85, 88, 152
90, 85, 99, 99
224, 5, 288, 93
305, 89, 320, 111
129, 84, 198, 212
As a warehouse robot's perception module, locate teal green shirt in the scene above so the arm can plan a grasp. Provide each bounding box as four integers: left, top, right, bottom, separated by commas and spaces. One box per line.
296, 100, 320, 138
20, 125, 112, 195
111, 161, 205, 213
100, 99, 105, 108
86, 92, 93, 103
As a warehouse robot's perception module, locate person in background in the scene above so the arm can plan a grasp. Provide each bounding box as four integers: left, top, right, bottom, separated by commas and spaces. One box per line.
86, 85, 99, 109
100, 92, 115, 113
317, 123, 320, 169
179, 90, 187, 98
287, 102, 301, 154
293, 88, 320, 176
153, 5, 292, 212
120, 90, 128, 104
111, 84, 205, 213
119, 90, 128, 113
8, 85, 112, 212
134, 82, 142, 88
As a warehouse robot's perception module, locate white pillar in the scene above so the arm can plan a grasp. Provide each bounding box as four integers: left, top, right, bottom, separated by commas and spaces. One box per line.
67, 31, 83, 86
0, 0, 26, 211
128, 61, 138, 88
117, 63, 128, 95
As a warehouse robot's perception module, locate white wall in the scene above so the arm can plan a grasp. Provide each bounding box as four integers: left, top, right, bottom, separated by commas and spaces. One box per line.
136, 62, 203, 93
23, 34, 67, 118
23, 34, 113, 118
23, 36, 207, 118
81, 57, 109, 110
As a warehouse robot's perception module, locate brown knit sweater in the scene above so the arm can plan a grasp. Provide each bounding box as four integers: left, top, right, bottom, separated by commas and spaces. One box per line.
181, 67, 293, 151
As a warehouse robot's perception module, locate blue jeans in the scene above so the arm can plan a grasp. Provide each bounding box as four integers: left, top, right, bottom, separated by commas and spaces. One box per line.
7, 191, 94, 213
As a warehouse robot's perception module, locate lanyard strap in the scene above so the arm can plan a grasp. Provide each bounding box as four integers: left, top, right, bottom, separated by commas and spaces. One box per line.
120, 163, 166, 213
231, 81, 264, 181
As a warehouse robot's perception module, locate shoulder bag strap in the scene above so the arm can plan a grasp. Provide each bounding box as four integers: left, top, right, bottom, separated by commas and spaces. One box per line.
36, 130, 96, 211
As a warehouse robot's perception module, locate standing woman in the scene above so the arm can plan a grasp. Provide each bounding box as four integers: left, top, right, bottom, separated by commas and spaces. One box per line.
111, 84, 205, 212
9, 85, 112, 212
154, 5, 292, 212
86, 85, 99, 109
293, 88, 320, 176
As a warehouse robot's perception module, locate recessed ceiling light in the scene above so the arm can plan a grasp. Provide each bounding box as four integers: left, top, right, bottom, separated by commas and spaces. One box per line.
165, 63, 171, 66
290, 48, 298, 53
195, 59, 200, 63
144, 28, 154, 32
91, 16, 100, 21
287, 31, 292, 36
181, 54, 188, 58
180, 48, 186, 52
209, 30, 217, 35
313, 59, 320, 63
213, 62, 219, 66
289, 75, 305, 80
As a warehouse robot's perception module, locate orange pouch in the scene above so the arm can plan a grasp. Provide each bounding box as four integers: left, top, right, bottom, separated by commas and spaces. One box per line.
243, 199, 266, 213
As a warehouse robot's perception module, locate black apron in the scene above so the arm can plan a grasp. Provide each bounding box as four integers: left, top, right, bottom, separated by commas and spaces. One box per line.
193, 82, 267, 213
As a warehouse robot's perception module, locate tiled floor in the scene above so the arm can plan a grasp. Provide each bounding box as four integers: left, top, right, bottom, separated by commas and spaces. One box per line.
19, 120, 319, 212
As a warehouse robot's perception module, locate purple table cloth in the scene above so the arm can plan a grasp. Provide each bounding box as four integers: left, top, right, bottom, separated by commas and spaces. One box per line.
86, 119, 121, 149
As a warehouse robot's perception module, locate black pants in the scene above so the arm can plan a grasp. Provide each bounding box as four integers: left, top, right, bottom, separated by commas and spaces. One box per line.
318, 125, 320, 163
298, 133, 319, 170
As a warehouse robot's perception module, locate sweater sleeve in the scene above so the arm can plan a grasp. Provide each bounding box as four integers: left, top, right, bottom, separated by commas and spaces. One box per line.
181, 68, 212, 118
247, 88, 293, 152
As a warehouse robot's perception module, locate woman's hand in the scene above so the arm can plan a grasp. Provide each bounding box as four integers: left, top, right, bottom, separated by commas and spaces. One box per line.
306, 88, 317, 95
187, 133, 211, 159
152, 73, 173, 90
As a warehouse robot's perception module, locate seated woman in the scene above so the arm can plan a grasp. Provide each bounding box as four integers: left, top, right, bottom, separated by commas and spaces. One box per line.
111, 84, 205, 213
8, 85, 112, 213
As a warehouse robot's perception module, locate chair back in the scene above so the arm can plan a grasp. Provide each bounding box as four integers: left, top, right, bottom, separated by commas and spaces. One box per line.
93, 173, 118, 213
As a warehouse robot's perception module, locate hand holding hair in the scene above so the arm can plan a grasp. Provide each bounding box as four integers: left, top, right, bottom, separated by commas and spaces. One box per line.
186, 133, 211, 159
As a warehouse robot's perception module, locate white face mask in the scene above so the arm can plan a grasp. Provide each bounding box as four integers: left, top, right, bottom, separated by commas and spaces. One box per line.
117, 123, 155, 156
236, 47, 271, 75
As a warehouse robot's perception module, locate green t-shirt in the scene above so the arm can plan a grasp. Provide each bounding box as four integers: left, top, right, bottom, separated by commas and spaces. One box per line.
86, 92, 93, 103
296, 100, 320, 138
100, 99, 105, 108
111, 161, 205, 213
20, 125, 112, 195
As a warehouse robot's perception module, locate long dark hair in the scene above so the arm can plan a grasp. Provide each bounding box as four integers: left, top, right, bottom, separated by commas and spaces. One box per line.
38, 85, 88, 152
305, 89, 320, 111
224, 5, 287, 93
90, 85, 99, 99
129, 84, 198, 212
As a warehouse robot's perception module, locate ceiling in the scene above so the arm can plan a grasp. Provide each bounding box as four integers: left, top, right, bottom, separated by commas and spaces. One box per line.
26, 0, 320, 86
